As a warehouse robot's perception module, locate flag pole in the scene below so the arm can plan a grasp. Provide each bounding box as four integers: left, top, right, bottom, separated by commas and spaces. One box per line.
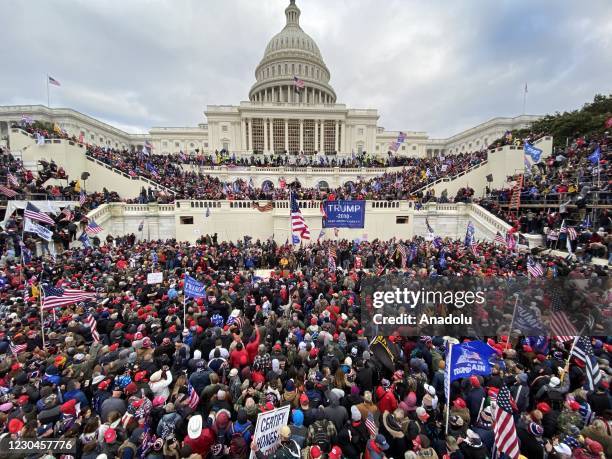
522, 83, 527, 115
183, 294, 187, 330
46, 74, 50, 108
445, 342, 453, 436
40, 289, 46, 349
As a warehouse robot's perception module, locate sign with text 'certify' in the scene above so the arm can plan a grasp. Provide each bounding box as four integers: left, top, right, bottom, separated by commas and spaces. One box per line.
249, 404, 291, 459
322, 200, 365, 228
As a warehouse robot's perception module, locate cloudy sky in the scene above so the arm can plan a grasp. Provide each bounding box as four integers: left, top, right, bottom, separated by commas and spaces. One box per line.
1, 0, 610, 137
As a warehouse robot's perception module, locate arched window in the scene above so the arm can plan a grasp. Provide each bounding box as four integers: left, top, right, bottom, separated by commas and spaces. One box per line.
262, 180, 274, 191
317, 180, 329, 190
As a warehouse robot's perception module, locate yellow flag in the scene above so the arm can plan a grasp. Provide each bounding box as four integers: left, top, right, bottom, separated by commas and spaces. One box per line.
31, 284, 39, 298
53, 122, 61, 133
74, 180, 81, 192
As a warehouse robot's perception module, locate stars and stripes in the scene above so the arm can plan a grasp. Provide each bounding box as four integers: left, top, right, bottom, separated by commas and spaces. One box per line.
79, 191, 87, 206
293, 76, 305, 91
567, 227, 577, 241
85, 220, 103, 235
60, 208, 73, 221
550, 288, 577, 342
571, 337, 602, 390
526, 256, 543, 277
7, 172, 19, 187
48, 75, 61, 86
290, 192, 310, 241
24, 202, 55, 225
251, 202, 274, 212
187, 382, 200, 409
493, 385, 520, 459
494, 232, 507, 247
42, 285, 96, 309
365, 413, 378, 437
84, 314, 100, 342
0, 185, 18, 198
9, 341, 27, 356
397, 244, 408, 268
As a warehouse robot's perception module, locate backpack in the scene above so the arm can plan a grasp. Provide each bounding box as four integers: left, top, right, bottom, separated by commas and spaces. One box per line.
311, 420, 331, 452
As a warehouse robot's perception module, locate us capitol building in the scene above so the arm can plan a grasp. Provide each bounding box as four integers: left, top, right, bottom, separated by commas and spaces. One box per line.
0, 0, 539, 158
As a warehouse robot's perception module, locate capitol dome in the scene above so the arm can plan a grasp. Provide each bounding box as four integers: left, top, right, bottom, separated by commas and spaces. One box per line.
249, 0, 336, 105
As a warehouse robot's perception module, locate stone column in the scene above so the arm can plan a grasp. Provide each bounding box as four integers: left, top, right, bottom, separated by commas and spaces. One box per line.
247, 119, 253, 153
284, 119, 289, 152
241, 119, 247, 152
263, 119, 269, 153
299, 119, 304, 153
334, 120, 339, 153
314, 119, 319, 153
320, 120, 325, 154
269, 119, 274, 153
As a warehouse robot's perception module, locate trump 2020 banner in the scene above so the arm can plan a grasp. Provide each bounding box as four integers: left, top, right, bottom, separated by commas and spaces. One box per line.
322, 200, 365, 228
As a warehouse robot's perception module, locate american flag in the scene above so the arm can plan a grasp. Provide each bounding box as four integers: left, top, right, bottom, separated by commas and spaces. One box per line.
320, 201, 328, 218
328, 255, 336, 271
329, 246, 337, 259
365, 413, 378, 437
493, 385, 520, 459
42, 285, 96, 309
550, 287, 577, 342
84, 314, 100, 342
494, 232, 507, 246
79, 191, 87, 206
559, 219, 568, 234
0, 185, 18, 198
9, 341, 27, 356
567, 227, 577, 241
48, 75, 61, 86
85, 219, 103, 235
187, 382, 200, 409
526, 256, 543, 277
7, 172, 19, 187
294, 76, 305, 90
251, 202, 274, 212
397, 244, 408, 268
60, 208, 73, 221
571, 337, 602, 390
290, 192, 310, 240
24, 202, 55, 225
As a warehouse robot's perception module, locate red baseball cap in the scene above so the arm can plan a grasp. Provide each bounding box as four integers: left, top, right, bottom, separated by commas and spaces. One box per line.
104, 428, 117, 443
329, 446, 342, 459
299, 394, 309, 405
309, 445, 322, 459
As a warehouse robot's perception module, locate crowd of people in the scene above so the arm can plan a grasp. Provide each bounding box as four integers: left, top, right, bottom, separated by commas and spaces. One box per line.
478, 134, 611, 261
0, 229, 609, 458
84, 143, 488, 202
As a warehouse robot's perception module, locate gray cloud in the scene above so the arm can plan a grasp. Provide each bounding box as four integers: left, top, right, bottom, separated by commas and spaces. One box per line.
1, 0, 610, 138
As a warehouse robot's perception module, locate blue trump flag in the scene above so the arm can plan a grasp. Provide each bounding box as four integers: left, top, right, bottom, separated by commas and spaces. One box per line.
524, 141, 543, 163
448, 340, 496, 382
588, 146, 601, 165
184, 275, 206, 299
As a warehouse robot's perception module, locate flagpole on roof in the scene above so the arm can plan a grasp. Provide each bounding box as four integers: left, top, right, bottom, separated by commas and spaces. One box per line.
522, 82, 527, 115
46, 74, 50, 108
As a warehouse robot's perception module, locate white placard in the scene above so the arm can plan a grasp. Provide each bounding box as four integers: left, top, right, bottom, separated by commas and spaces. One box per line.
147, 272, 163, 284
249, 404, 291, 459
